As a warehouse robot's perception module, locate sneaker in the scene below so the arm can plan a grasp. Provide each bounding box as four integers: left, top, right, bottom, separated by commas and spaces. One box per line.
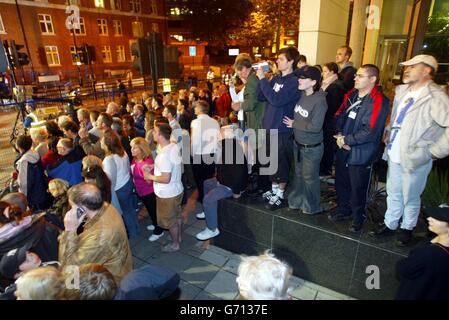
196, 212, 205, 219
196, 228, 220, 241
368, 223, 396, 237
148, 232, 164, 242
146, 224, 155, 231
349, 222, 363, 233
396, 229, 413, 247
265, 195, 284, 211
328, 212, 352, 222
262, 190, 274, 202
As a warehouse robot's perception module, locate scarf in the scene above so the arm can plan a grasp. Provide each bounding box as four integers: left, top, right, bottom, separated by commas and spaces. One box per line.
321, 73, 339, 92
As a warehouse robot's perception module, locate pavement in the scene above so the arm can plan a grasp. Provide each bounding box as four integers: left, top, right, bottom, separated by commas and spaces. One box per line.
131, 199, 356, 301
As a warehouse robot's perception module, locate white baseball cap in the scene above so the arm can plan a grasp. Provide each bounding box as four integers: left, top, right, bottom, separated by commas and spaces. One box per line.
399, 54, 438, 72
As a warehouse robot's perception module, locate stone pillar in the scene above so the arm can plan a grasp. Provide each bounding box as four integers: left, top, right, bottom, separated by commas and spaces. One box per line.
362, 0, 384, 64
298, 0, 351, 65
349, 0, 370, 68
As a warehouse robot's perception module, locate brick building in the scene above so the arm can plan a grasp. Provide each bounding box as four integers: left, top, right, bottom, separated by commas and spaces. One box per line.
0, 0, 167, 84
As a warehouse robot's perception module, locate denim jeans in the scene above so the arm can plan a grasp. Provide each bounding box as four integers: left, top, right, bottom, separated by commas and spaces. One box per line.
384, 160, 433, 230
203, 178, 233, 230
288, 143, 324, 214
116, 178, 140, 238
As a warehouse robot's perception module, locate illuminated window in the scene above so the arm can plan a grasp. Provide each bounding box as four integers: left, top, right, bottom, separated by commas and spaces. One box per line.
110, 0, 121, 10
150, 0, 157, 14
38, 14, 54, 35
130, 0, 141, 13
113, 20, 122, 35
117, 45, 126, 62
170, 7, 180, 15
95, 0, 105, 8
98, 19, 108, 35
45, 46, 60, 66
102, 45, 112, 63
131, 21, 143, 38
74, 17, 86, 35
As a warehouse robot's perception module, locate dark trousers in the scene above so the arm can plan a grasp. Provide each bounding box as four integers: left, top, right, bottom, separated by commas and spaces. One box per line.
191, 154, 215, 203
140, 193, 164, 235
335, 150, 373, 225
320, 120, 336, 176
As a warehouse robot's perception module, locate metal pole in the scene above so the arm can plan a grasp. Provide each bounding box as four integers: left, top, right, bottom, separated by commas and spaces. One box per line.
71, 29, 83, 87
14, 0, 35, 83
149, 34, 158, 95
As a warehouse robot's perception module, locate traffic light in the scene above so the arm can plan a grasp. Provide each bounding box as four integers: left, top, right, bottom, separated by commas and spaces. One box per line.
78, 45, 96, 64
10, 40, 29, 67
131, 38, 151, 75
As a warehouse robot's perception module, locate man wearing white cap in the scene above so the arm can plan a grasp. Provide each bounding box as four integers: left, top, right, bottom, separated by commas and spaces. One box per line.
370, 54, 449, 246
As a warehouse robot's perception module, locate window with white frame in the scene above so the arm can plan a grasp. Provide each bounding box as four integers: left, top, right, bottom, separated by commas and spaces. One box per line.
151, 23, 159, 32
110, 0, 121, 10
113, 20, 122, 36
69, 46, 78, 64
116, 45, 126, 62
98, 19, 108, 35
131, 21, 143, 38
102, 46, 112, 63
95, 0, 105, 8
130, 0, 141, 14
74, 17, 86, 35
45, 46, 60, 66
0, 15, 6, 34
38, 14, 54, 35
150, 0, 157, 15
129, 40, 136, 61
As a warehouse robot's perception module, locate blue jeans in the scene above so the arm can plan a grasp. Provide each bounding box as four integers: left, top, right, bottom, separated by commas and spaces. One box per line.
288, 143, 324, 214
384, 160, 433, 230
116, 178, 140, 238
203, 178, 233, 230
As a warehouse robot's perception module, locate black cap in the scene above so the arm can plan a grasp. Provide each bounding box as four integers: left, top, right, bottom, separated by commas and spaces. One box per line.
294, 66, 322, 83
426, 206, 449, 223
0, 245, 29, 279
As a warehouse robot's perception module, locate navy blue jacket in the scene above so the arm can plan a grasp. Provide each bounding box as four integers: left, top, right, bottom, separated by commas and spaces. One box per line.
335, 86, 389, 165
47, 149, 83, 186
259, 73, 301, 134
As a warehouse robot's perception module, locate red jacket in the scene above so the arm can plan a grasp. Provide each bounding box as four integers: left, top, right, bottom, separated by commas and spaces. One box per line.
215, 92, 231, 118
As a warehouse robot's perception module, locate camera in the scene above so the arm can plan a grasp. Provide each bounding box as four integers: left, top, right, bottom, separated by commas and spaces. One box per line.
252, 61, 270, 73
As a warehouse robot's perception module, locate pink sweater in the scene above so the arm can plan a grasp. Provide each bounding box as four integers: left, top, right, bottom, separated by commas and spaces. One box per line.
130, 157, 154, 197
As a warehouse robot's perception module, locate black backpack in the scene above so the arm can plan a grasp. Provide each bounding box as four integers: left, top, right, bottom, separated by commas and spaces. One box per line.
26, 161, 52, 211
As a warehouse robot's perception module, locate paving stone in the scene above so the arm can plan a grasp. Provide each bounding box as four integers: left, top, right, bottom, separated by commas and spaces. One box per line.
199, 250, 229, 267
289, 275, 306, 289
132, 256, 147, 269
222, 258, 240, 275
147, 251, 196, 273
180, 259, 220, 289
178, 280, 202, 300
315, 291, 342, 300
131, 237, 161, 261
204, 270, 239, 300
303, 281, 349, 300
184, 225, 203, 237
195, 290, 223, 300
289, 285, 318, 300
208, 245, 232, 257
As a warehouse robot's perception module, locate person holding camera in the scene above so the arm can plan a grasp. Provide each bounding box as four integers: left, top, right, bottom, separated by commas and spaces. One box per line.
58, 183, 132, 284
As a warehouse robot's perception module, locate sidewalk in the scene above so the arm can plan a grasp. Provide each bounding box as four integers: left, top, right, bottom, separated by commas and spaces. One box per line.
130, 204, 356, 300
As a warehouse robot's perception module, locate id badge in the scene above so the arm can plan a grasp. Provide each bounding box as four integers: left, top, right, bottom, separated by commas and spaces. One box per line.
348, 111, 357, 119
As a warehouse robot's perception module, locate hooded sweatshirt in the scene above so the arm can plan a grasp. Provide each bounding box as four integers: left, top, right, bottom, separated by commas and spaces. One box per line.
15, 150, 40, 196
292, 90, 328, 145
259, 72, 301, 134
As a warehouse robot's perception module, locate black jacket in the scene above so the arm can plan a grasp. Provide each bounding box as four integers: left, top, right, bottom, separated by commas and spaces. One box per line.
216, 138, 248, 194
396, 243, 449, 300
339, 65, 356, 91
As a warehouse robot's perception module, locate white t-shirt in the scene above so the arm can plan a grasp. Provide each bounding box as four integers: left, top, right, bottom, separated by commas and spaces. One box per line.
153, 143, 183, 198
190, 114, 220, 156
388, 86, 424, 163
103, 154, 131, 191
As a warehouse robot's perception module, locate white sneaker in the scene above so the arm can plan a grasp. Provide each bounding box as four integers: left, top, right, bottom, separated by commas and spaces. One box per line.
146, 224, 155, 231
196, 228, 220, 241
148, 232, 164, 242
196, 212, 205, 219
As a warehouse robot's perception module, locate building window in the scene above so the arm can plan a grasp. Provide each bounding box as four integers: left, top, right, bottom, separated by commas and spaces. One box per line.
38, 14, 55, 35
131, 21, 143, 38
74, 17, 86, 35
69, 46, 78, 64
45, 46, 60, 66
95, 0, 105, 8
68, 0, 80, 5
102, 45, 112, 63
130, 0, 141, 14
0, 15, 5, 34
150, 0, 157, 15
129, 40, 136, 61
152, 23, 159, 32
110, 0, 121, 10
117, 45, 126, 62
113, 20, 122, 36
98, 19, 108, 35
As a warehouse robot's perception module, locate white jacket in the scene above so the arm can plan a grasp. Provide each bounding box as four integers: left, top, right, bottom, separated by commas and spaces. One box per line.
383, 81, 449, 170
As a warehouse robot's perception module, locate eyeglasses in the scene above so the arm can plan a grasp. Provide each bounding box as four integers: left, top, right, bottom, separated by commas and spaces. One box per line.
355, 74, 370, 78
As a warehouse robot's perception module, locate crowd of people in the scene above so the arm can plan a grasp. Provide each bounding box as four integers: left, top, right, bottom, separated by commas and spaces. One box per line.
0, 43, 448, 300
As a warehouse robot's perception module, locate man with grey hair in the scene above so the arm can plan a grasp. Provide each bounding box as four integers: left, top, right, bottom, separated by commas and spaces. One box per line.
371, 54, 449, 246
59, 182, 132, 284
106, 102, 120, 118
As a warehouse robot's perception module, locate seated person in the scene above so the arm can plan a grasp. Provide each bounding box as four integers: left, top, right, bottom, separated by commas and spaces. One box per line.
46, 178, 70, 230
195, 126, 248, 241
114, 264, 180, 300
0, 201, 32, 245
14, 266, 64, 300
63, 263, 117, 300
236, 251, 292, 300
47, 138, 83, 186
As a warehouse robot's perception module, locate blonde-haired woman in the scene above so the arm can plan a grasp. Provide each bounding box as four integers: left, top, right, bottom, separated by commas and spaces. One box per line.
47, 178, 70, 229
30, 127, 48, 158
130, 137, 164, 242
15, 267, 65, 300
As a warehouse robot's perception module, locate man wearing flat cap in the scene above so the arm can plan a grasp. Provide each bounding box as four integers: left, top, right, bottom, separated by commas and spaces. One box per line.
371, 54, 449, 246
